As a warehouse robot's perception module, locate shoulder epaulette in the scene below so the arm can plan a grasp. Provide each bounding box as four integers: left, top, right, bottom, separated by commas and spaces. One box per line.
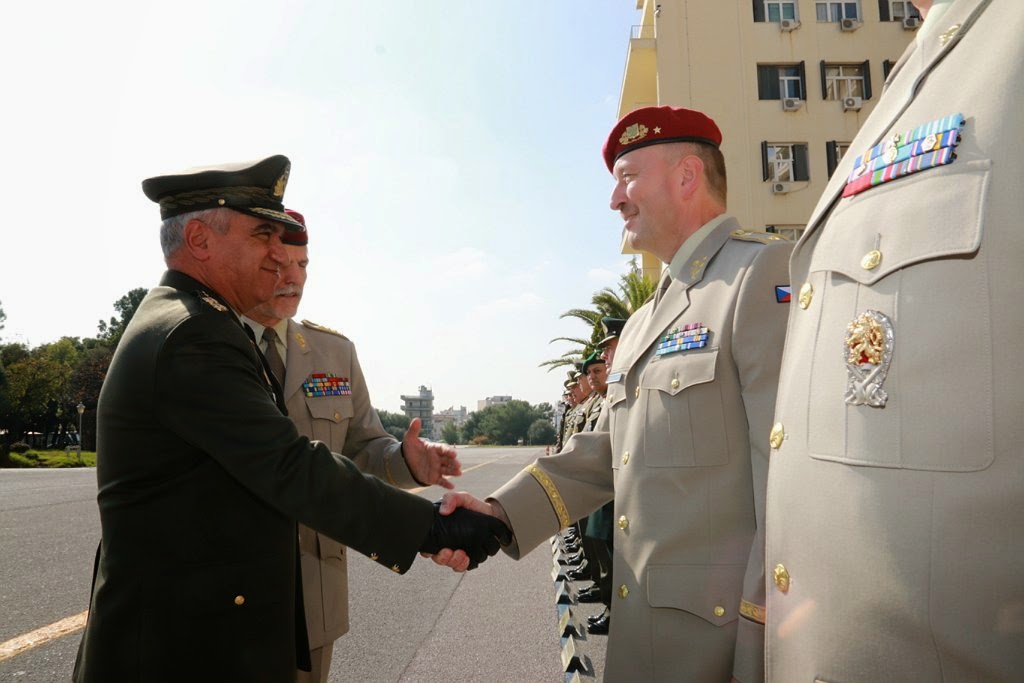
301, 319, 349, 340
197, 291, 228, 313
730, 229, 786, 244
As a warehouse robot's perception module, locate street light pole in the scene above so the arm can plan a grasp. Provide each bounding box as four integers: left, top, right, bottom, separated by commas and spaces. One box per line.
77, 402, 85, 462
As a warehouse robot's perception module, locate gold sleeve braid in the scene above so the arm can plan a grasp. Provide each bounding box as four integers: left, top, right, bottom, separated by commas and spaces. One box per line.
526, 464, 571, 529
739, 599, 766, 624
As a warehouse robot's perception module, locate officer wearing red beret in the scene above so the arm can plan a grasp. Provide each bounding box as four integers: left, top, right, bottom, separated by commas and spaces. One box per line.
432, 106, 793, 681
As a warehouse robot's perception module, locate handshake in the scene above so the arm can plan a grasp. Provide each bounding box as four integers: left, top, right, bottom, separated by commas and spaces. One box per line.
419, 496, 512, 571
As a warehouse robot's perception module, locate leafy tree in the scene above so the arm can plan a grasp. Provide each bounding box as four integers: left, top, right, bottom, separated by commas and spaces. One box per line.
464, 400, 550, 446
541, 258, 655, 372
0, 300, 6, 335
0, 338, 81, 445
440, 420, 460, 445
97, 288, 148, 347
527, 418, 556, 445
376, 409, 411, 441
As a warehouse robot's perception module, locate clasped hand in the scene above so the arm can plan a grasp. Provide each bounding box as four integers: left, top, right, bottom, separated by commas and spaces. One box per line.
419, 493, 512, 571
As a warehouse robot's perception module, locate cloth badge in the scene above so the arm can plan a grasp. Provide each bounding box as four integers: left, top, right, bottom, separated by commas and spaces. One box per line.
655, 322, 709, 356
844, 310, 894, 407
775, 285, 792, 303
843, 113, 963, 198
302, 373, 352, 397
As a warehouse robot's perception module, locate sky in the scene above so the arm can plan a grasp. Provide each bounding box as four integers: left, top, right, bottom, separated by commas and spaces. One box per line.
0, 0, 642, 414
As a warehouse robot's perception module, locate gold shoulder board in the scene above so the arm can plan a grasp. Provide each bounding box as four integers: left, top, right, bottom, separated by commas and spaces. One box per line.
730, 229, 785, 244
301, 319, 349, 339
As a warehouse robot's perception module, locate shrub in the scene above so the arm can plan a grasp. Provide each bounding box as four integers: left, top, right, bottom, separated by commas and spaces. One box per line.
10, 441, 31, 454
470, 435, 491, 446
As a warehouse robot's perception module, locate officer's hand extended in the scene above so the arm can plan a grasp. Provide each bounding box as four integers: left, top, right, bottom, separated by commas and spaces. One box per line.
419, 501, 512, 570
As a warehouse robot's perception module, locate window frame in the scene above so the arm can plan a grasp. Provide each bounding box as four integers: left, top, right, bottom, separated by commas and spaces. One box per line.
820, 61, 873, 100
757, 62, 807, 100
761, 142, 810, 183
815, 1, 861, 22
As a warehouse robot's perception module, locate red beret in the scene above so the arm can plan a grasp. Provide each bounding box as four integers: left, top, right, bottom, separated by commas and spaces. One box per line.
603, 106, 722, 172
282, 208, 308, 246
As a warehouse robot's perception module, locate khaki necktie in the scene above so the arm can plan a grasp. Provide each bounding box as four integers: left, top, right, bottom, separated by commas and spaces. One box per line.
652, 271, 672, 311
262, 327, 286, 385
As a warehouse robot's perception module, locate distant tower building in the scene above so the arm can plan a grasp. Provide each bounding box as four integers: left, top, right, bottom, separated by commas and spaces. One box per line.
477, 395, 512, 412
401, 385, 435, 438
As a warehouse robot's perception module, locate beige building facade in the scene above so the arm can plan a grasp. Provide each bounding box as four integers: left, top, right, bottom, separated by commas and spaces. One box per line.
618, 0, 920, 277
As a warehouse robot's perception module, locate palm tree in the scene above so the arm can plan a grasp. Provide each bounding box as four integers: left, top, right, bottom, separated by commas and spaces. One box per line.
540, 258, 656, 372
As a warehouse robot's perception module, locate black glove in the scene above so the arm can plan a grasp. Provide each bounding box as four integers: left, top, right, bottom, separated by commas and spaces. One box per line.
419, 501, 513, 570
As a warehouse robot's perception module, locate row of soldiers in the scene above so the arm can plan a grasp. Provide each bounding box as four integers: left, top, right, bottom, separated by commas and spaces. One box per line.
553, 316, 626, 635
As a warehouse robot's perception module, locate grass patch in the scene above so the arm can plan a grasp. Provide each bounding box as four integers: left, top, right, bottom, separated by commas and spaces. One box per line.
2, 449, 96, 468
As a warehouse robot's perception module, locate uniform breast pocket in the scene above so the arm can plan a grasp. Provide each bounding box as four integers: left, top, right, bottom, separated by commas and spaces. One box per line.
640, 349, 727, 467
305, 396, 354, 445
805, 160, 994, 472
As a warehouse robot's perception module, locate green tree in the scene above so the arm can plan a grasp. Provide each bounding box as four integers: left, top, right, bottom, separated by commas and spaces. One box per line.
467, 400, 550, 446
440, 420, 460, 445
527, 418, 556, 445
97, 288, 148, 347
541, 258, 655, 372
0, 338, 81, 445
0, 300, 6, 335
376, 409, 411, 441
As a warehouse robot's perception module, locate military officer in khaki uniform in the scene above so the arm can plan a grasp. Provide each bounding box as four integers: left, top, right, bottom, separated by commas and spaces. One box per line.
243, 210, 461, 682
432, 107, 792, 681
765, 1, 1024, 680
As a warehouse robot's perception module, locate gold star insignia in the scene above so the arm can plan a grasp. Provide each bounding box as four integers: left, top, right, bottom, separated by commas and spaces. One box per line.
653, 126, 662, 134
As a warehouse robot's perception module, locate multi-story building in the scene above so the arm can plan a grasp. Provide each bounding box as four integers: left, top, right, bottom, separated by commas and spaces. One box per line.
618, 0, 920, 279
477, 395, 512, 412
400, 385, 434, 439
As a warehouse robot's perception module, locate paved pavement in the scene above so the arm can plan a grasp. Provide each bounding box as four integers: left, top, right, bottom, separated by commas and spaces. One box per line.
0, 447, 608, 682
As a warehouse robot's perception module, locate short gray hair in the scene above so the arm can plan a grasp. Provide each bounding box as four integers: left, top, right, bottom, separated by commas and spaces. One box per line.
159, 208, 230, 258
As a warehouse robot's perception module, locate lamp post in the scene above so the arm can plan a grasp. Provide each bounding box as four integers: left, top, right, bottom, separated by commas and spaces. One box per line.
76, 402, 85, 462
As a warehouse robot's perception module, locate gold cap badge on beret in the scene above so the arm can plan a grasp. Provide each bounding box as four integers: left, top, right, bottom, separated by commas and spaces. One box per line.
141, 154, 305, 232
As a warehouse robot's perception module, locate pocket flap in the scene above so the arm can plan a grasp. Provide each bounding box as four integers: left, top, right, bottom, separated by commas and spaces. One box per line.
809, 161, 989, 284
647, 563, 746, 626
305, 396, 354, 423
640, 349, 718, 396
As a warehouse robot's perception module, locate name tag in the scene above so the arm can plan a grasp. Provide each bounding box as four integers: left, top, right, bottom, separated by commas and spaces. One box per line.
607, 372, 625, 384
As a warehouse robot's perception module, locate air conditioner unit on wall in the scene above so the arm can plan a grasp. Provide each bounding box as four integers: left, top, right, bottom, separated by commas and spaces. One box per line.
779, 18, 800, 31
782, 98, 803, 111
902, 16, 922, 29
771, 182, 793, 194
840, 17, 861, 31
842, 96, 863, 111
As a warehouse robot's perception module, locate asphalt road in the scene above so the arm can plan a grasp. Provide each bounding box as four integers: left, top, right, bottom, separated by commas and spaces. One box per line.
1, 447, 608, 682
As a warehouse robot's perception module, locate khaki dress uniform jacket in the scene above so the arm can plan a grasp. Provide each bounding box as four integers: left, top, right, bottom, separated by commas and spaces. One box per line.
279, 319, 419, 650
491, 218, 791, 681
73, 271, 434, 683
764, 1, 1024, 680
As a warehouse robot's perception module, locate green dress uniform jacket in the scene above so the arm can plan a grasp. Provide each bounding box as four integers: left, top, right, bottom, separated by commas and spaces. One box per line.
73, 270, 434, 683
765, 1, 1024, 680
278, 319, 420, 650
491, 218, 791, 681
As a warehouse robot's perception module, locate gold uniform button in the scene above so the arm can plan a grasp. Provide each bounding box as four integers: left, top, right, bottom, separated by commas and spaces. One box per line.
670, 378, 680, 390
369, 553, 379, 561
621, 451, 630, 465
769, 423, 785, 449
773, 564, 791, 594
618, 584, 629, 599
233, 595, 245, 606
617, 515, 629, 530
334, 410, 342, 421
634, 387, 641, 399
798, 282, 813, 309
713, 606, 726, 617
861, 250, 882, 270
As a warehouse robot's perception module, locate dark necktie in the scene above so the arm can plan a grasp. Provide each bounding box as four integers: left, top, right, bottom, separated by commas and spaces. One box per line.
262, 327, 286, 385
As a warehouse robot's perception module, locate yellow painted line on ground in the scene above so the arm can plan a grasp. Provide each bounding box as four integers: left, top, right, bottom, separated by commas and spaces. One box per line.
409, 458, 520, 494
0, 610, 88, 662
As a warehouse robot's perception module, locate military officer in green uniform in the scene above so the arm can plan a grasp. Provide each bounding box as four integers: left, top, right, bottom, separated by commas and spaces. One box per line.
72, 156, 508, 683
430, 107, 792, 681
